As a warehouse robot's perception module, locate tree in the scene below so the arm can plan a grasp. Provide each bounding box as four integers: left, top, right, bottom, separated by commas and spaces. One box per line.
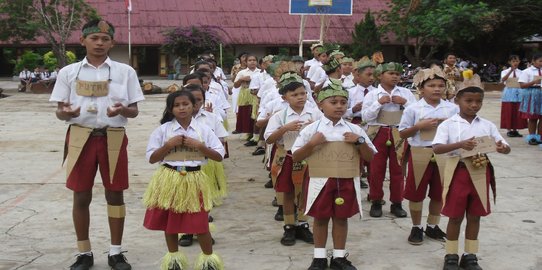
350, 10, 381, 59
379, 0, 500, 65
453, 0, 542, 64
0, 0, 98, 68
161, 26, 224, 60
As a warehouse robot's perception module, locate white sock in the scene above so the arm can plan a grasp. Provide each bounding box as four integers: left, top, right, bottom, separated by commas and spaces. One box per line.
80, 251, 92, 256
109, 245, 121, 256
314, 248, 327, 259
297, 221, 308, 226
427, 224, 436, 229
332, 249, 346, 258
414, 224, 423, 229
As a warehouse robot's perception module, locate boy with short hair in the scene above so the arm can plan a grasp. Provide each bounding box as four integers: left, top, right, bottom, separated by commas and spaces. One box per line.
433, 85, 511, 270
292, 80, 376, 270
399, 67, 458, 245
265, 72, 321, 246
361, 62, 417, 218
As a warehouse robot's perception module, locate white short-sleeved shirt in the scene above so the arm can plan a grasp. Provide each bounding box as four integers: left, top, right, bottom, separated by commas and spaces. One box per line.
399, 99, 459, 147
257, 77, 277, 99
341, 74, 355, 89
19, 70, 31, 79
249, 70, 270, 90
432, 114, 508, 156
146, 119, 225, 167
345, 85, 376, 119
214, 67, 226, 80
234, 68, 261, 85
361, 84, 417, 126
304, 58, 319, 68
50, 71, 58, 80
49, 57, 144, 128
518, 66, 542, 84
307, 63, 324, 83
207, 81, 230, 119
193, 109, 229, 138
500, 67, 523, 85
292, 116, 377, 154
264, 105, 322, 145
257, 97, 289, 121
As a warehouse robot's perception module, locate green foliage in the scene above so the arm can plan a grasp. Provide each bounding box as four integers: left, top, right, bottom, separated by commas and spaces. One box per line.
161, 26, 224, 58
14, 51, 42, 73
350, 10, 381, 59
43, 51, 76, 70
379, 0, 500, 64
0, 0, 98, 68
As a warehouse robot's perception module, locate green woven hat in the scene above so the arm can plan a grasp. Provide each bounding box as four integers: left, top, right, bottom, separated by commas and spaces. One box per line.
317, 79, 348, 102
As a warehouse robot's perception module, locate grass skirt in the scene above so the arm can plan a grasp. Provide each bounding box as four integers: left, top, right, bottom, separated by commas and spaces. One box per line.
237, 87, 253, 106
143, 166, 213, 213
201, 160, 228, 206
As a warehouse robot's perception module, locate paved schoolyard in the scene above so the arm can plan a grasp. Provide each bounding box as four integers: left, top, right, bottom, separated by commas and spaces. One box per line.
0, 79, 541, 270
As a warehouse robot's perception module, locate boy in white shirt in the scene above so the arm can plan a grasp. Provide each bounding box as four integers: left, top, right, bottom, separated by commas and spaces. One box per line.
265, 72, 321, 247
399, 67, 458, 245
433, 85, 510, 270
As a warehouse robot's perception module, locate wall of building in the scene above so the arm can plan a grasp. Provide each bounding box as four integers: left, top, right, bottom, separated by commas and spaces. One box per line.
109, 46, 130, 64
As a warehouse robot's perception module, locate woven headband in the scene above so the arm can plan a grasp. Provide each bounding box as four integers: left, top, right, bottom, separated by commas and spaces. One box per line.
317, 79, 348, 102
83, 20, 114, 38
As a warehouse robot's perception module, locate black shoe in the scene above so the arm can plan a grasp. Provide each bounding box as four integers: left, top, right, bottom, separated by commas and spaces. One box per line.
208, 215, 214, 222
390, 203, 407, 218
274, 206, 284, 221
407, 227, 424, 245
459, 254, 483, 270
178, 234, 193, 246
295, 223, 314, 244
513, 131, 523, 137
360, 180, 368, 189
308, 258, 328, 270
528, 138, 539, 145
330, 256, 357, 270
369, 201, 382, 217
69, 253, 94, 270
443, 254, 460, 270
252, 146, 265, 155
244, 140, 257, 147
231, 130, 240, 134
280, 225, 296, 246
425, 225, 446, 242
265, 180, 274, 189
271, 197, 279, 206
506, 131, 515, 137
108, 253, 131, 270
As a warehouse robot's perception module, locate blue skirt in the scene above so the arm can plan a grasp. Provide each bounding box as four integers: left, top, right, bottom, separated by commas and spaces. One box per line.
501, 87, 522, 102
519, 88, 542, 116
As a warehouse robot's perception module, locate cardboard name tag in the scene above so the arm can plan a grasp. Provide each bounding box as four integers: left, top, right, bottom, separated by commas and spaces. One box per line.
506, 77, 520, 88
377, 110, 402, 126
306, 141, 360, 178
164, 146, 205, 161
418, 119, 444, 141
459, 136, 496, 158
76, 80, 109, 97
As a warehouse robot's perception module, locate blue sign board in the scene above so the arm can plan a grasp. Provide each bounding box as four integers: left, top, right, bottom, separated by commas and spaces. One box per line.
289, 0, 353, 15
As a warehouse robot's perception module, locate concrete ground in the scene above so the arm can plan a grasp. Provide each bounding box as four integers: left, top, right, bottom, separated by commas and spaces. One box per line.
0, 79, 541, 270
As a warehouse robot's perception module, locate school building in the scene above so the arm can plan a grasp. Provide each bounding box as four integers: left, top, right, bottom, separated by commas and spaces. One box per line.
1, 0, 402, 76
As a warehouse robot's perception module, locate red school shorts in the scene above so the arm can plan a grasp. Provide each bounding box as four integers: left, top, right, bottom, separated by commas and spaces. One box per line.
303, 177, 359, 219
403, 153, 442, 202
65, 130, 129, 192
441, 163, 491, 218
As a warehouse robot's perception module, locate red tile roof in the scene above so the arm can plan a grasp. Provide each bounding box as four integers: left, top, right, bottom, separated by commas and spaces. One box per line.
9, 0, 394, 46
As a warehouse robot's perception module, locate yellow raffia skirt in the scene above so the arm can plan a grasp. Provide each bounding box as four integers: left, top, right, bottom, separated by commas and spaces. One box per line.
143, 166, 213, 213
201, 160, 228, 206
237, 86, 254, 106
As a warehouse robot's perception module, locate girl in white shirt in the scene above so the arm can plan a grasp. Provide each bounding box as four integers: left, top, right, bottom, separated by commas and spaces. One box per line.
143, 90, 225, 270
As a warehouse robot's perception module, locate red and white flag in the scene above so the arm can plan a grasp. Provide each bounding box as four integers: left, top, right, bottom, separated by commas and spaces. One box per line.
125, 0, 132, 12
